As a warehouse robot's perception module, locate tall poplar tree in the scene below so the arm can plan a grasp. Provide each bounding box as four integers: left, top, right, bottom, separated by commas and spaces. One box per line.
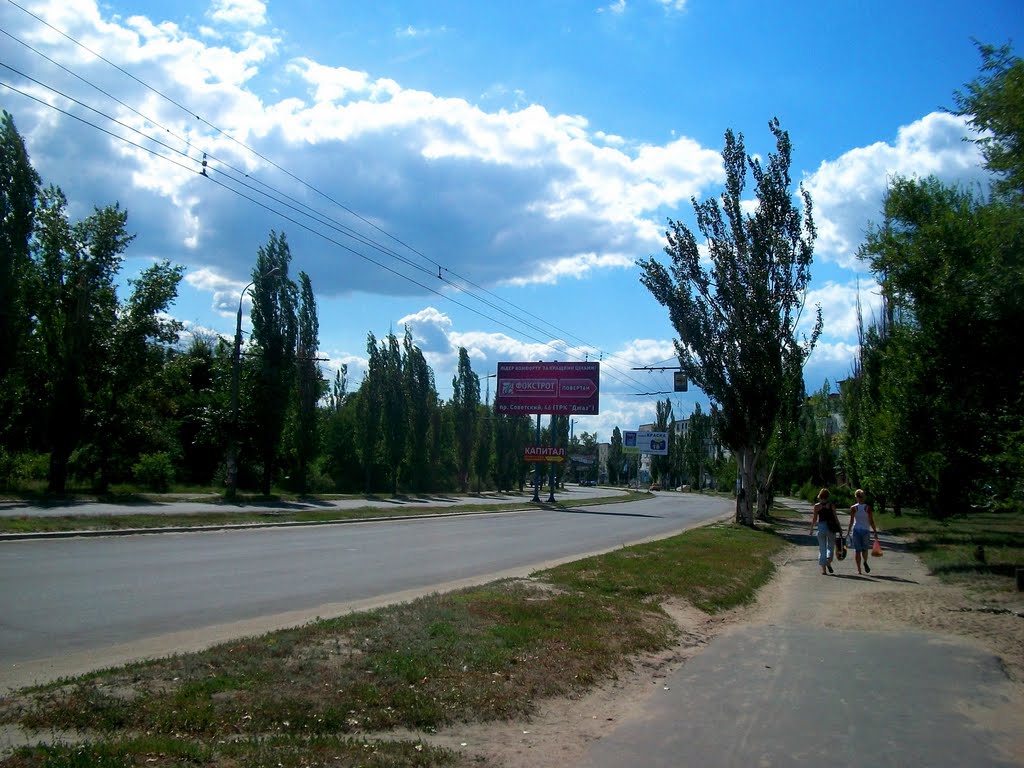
402, 328, 436, 492
474, 402, 493, 493
249, 231, 298, 495
356, 332, 383, 493
608, 426, 623, 485
638, 119, 821, 525
652, 399, 673, 486
293, 271, 321, 494
0, 111, 39, 386
452, 347, 479, 493
380, 332, 406, 494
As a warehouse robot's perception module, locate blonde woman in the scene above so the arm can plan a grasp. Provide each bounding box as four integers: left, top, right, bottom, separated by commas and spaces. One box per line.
847, 489, 879, 575
809, 488, 841, 574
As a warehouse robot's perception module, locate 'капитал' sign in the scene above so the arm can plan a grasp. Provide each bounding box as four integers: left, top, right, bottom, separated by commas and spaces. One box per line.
523, 446, 566, 463
495, 361, 600, 416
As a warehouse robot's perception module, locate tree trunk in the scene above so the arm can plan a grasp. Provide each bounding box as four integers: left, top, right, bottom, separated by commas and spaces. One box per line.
47, 448, 70, 495
296, 453, 308, 495
755, 457, 772, 521
261, 464, 272, 496
735, 445, 755, 526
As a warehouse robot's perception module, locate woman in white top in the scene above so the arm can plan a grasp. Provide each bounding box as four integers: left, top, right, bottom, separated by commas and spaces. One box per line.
846, 488, 879, 575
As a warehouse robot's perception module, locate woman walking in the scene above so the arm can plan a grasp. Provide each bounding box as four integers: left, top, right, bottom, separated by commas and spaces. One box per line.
810, 489, 841, 574
847, 489, 879, 575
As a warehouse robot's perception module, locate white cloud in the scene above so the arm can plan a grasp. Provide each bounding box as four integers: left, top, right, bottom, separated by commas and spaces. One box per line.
503, 252, 635, 287
397, 306, 454, 354
322, 352, 368, 386
209, 0, 267, 27
185, 267, 249, 317
599, 0, 627, 14
803, 278, 882, 341
177, 319, 224, 344
395, 24, 447, 38
805, 112, 987, 269
5, 0, 726, 317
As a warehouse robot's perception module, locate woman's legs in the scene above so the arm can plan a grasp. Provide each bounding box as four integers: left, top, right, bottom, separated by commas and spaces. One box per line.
816, 528, 829, 572
852, 529, 870, 574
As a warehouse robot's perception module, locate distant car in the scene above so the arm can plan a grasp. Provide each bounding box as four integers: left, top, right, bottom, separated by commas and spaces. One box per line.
580, 479, 596, 486
649, 482, 661, 491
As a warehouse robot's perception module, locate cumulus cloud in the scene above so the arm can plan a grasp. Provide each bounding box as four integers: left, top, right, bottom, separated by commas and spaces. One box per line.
209, 0, 267, 27
802, 278, 882, 341
3, 0, 723, 317
184, 267, 251, 316
805, 112, 988, 269
397, 306, 454, 354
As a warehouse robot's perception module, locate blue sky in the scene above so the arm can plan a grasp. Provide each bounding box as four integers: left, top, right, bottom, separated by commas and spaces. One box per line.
1, 0, 1019, 441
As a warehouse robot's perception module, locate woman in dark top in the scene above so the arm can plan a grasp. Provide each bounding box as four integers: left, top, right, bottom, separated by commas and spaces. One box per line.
810, 488, 841, 574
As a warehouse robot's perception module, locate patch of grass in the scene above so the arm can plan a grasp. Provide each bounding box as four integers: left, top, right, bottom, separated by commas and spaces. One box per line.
2, 735, 468, 767
0, 493, 651, 535
541, 523, 785, 614
0, 521, 784, 765
876, 507, 1024, 594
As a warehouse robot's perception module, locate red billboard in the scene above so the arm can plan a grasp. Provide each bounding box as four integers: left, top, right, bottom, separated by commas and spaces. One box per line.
495, 361, 600, 416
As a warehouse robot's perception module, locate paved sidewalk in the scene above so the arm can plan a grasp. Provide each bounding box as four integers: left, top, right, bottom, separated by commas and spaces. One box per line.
578, 501, 1023, 767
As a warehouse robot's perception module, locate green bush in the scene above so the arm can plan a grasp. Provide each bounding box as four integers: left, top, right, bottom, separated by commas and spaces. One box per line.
797, 478, 818, 503
0, 450, 50, 491
796, 480, 855, 509
133, 452, 176, 493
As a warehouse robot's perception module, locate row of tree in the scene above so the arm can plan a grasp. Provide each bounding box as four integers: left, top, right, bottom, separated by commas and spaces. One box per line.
638, 43, 1023, 522
840, 45, 1024, 516
0, 110, 621, 496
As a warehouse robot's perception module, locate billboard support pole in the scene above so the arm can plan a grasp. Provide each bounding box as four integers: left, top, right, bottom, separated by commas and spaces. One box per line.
547, 414, 557, 503
532, 412, 542, 503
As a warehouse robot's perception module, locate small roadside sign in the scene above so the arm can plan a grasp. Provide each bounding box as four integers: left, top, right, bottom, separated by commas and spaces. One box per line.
524, 446, 566, 463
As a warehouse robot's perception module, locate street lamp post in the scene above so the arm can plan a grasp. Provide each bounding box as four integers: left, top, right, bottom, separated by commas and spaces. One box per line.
225, 268, 278, 500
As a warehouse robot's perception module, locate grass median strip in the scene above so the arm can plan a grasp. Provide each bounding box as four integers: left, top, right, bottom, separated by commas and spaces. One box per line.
0, 492, 651, 535
0, 522, 786, 767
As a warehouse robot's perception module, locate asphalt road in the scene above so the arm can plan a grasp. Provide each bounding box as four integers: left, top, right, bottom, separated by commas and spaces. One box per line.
0, 491, 732, 691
